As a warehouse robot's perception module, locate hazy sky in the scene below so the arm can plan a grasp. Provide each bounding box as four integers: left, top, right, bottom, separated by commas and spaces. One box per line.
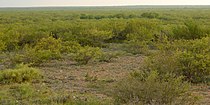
0, 0, 210, 7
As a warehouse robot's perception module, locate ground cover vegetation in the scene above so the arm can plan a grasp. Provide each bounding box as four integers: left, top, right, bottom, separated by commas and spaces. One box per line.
0, 6, 210, 104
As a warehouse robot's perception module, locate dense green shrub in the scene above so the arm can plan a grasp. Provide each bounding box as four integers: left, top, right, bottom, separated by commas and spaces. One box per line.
0, 33, 5, 52
141, 12, 159, 19
176, 51, 210, 83
172, 20, 206, 40
124, 19, 159, 41
0, 29, 20, 51
22, 48, 61, 65
107, 19, 158, 42
150, 37, 210, 83
113, 70, 198, 105
11, 37, 62, 65
0, 25, 48, 52
61, 41, 81, 54
34, 37, 62, 52
175, 37, 210, 83
144, 51, 179, 75
74, 29, 112, 47
0, 64, 42, 84
0, 40, 5, 52
72, 46, 102, 65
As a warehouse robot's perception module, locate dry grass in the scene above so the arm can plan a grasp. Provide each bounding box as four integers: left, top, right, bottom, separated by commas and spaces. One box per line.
38, 54, 210, 104
40, 55, 144, 100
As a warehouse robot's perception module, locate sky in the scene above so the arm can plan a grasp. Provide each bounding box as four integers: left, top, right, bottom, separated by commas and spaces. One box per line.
0, 0, 210, 7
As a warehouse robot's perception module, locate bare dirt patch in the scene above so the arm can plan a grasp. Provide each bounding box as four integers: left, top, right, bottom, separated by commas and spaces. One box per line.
40, 55, 145, 99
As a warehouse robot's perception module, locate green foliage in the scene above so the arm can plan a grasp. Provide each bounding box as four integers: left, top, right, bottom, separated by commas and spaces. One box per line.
1, 7, 210, 105
12, 37, 62, 65
0, 33, 5, 52
34, 37, 62, 52
10, 83, 36, 100
176, 51, 210, 83
141, 12, 159, 19
0, 25, 48, 52
61, 41, 81, 54
123, 40, 150, 55
76, 29, 112, 47
125, 19, 159, 41
0, 64, 42, 84
0, 29, 20, 51
0, 83, 111, 105
98, 52, 118, 62
0, 41, 5, 52
172, 20, 206, 40
151, 37, 210, 83
144, 51, 179, 75
174, 37, 210, 83
0, 83, 54, 104
73, 46, 102, 65
113, 70, 198, 105
85, 73, 98, 82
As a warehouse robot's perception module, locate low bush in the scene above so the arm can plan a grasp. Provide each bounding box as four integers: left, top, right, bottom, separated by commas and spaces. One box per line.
0, 83, 54, 104
61, 41, 81, 54
123, 40, 150, 55
0, 39, 5, 52
72, 46, 102, 65
34, 37, 62, 52
0, 83, 111, 105
125, 19, 158, 41
0, 64, 42, 84
11, 37, 62, 65
97, 52, 119, 62
176, 51, 210, 83
141, 12, 159, 19
113, 70, 199, 105
172, 20, 206, 40
10, 83, 36, 100
150, 37, 210, 83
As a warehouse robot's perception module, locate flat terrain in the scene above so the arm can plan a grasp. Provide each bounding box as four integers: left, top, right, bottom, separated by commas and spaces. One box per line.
39, 55, 210, 104
40, 55, 144, 101
0, 6, 210, 104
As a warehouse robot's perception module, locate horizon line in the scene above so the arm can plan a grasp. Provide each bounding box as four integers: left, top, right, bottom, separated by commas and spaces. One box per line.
0, 4, 210, 8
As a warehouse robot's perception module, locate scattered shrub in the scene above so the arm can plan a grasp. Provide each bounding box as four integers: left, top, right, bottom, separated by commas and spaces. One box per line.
0, 41, 5, 52
72, 46, 102, 65
176, 51, 210, 83
1, 31, 20, 52
150, 37, 210, 83
10, 83, 36, 100
108, 19, 158, 42
113, 70, 199, 105
85, 73, 98, 82
172, 20, 206, 40
123, 40, 150, 55
0, 33, 5, 52
34, 36, 62, 53
61, 41, 81, 54
141, 12, 159, 19
0, 82, 111, 105
98, 52, 118, 62
0, 64, 42, 84
144, 51, 179, 75
11, 37, 62, 65
124, 19, 158, 41
0, 83, 55, 104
